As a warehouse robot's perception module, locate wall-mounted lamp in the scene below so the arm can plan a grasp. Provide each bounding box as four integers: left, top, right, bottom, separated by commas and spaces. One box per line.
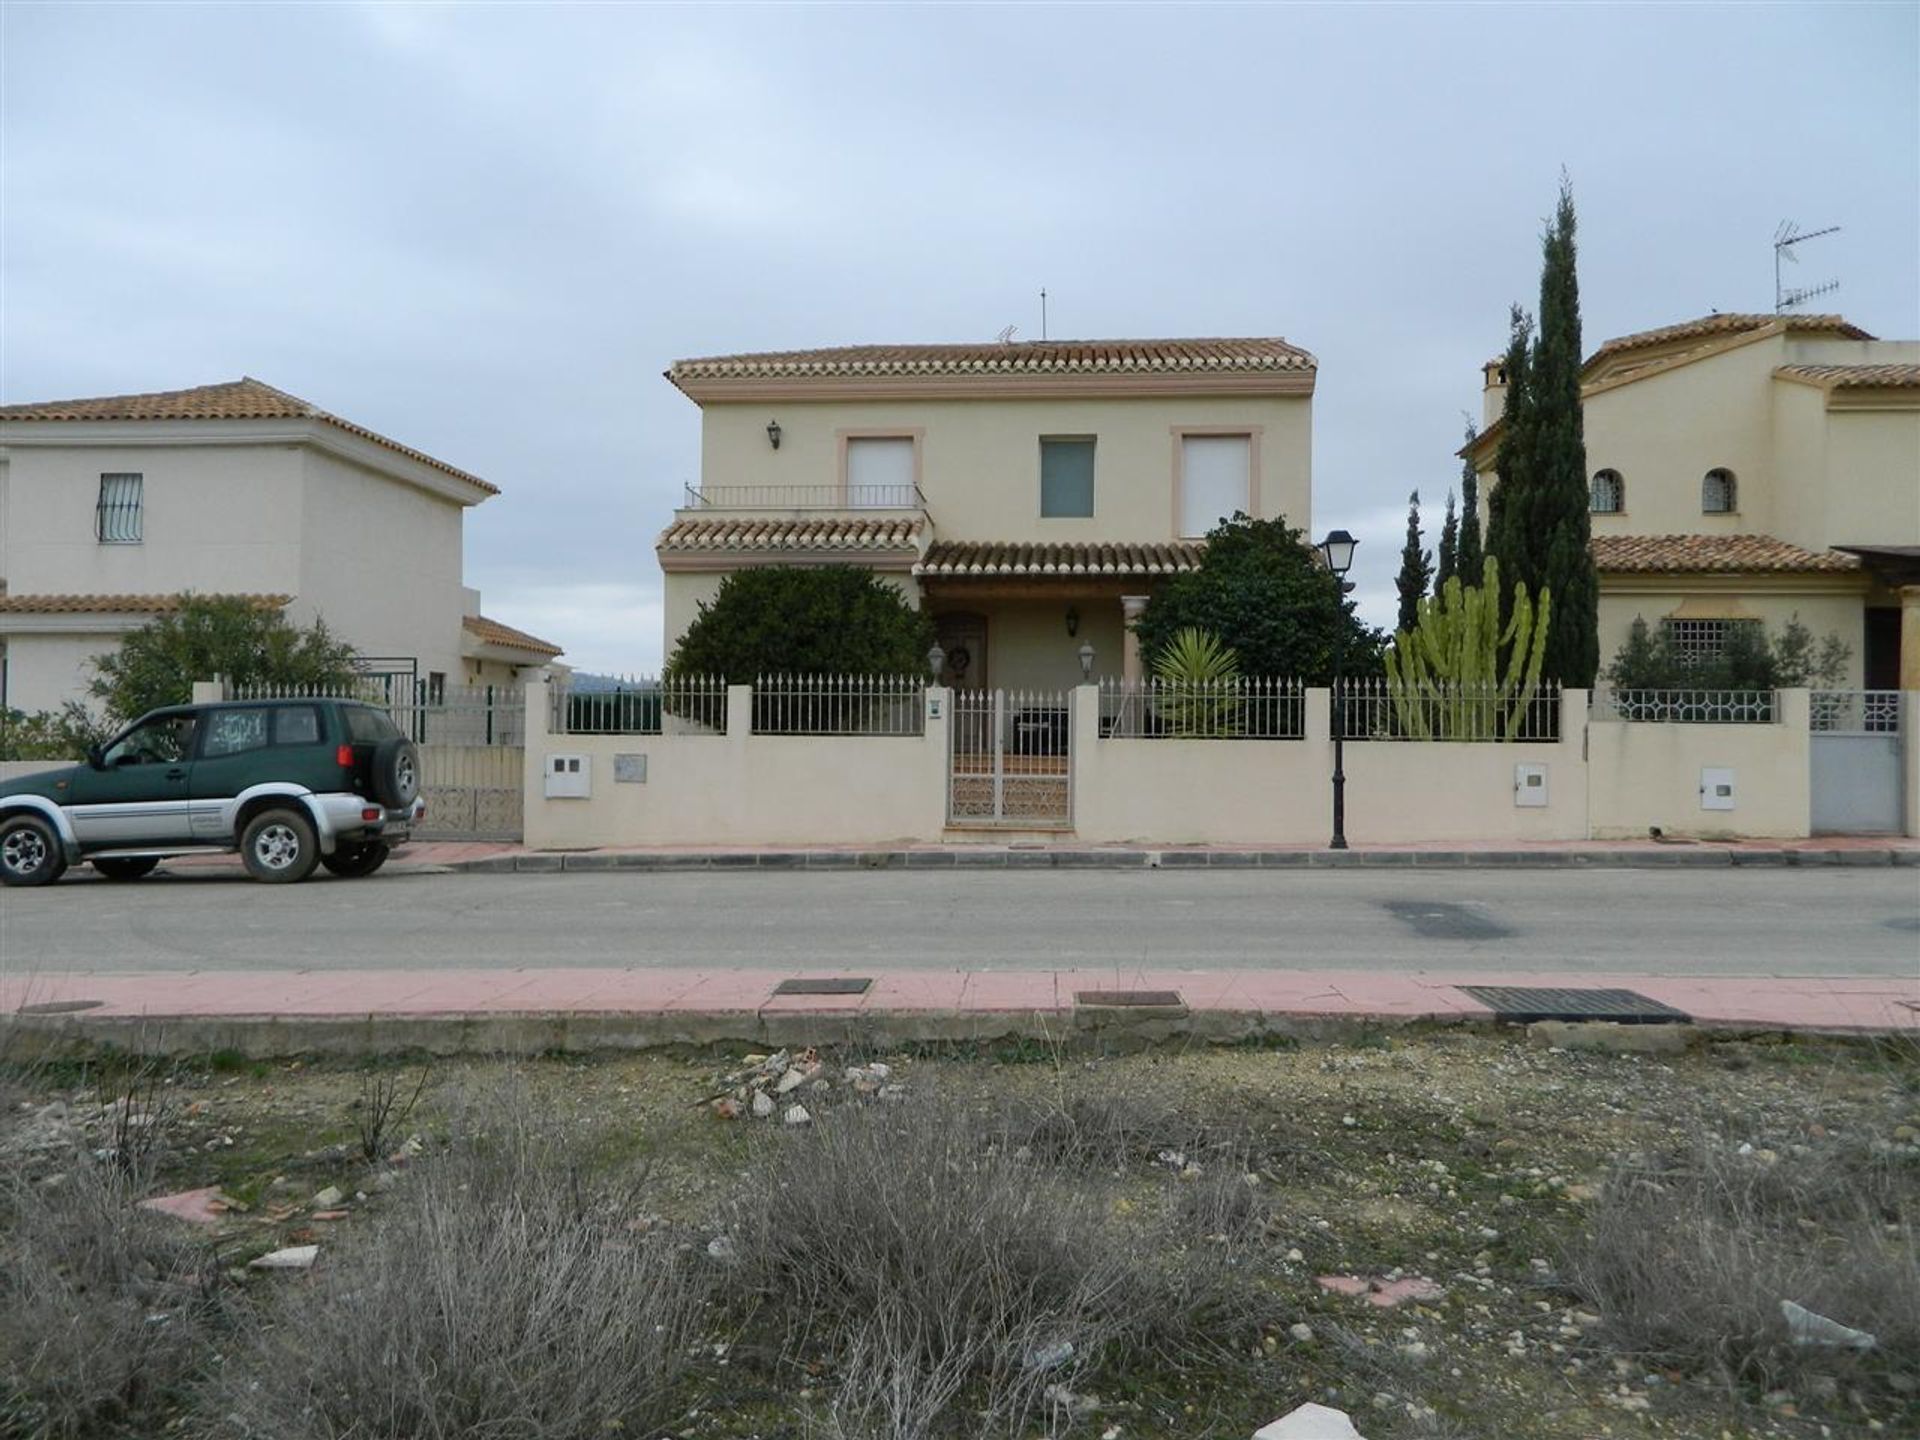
1077, 642, 1096, 679
1064, 606, 1080, 638
766, 419, 782, 450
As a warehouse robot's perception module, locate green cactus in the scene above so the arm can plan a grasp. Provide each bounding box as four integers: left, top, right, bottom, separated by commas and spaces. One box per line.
1382, 557, 1551, 739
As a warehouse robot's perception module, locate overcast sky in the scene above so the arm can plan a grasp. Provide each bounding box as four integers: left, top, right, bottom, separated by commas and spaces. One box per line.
4, 2, 1915, 673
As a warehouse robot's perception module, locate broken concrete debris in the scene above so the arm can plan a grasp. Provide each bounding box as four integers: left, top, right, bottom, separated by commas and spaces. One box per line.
709, 1049, 904, 1120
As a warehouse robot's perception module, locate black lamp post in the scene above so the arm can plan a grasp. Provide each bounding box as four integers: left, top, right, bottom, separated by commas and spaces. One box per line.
1317, 529, 1358, 849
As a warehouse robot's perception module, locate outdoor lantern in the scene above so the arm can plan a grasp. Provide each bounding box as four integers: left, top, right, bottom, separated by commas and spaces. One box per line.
1317, 528, 1358, 578
1064, 606, 1080, 637
927, 642, 946, 679
765, 418, 782, 450
1077, 642, 1096, 679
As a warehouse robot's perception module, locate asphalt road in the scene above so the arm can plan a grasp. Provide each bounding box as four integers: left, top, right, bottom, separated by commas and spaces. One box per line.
2, 867, 1917, 975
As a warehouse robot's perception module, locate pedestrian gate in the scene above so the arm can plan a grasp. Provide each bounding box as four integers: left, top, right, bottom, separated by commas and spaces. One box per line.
947, 688, 1073, 827
1810, 691, 1904, 835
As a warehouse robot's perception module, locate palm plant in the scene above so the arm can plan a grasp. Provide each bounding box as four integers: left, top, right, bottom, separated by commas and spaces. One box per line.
1152, 628, 1242, 738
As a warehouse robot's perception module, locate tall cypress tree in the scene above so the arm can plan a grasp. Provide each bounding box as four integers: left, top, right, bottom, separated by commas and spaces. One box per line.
1394, 489, 1432, 634
1529, 179, 1599, 685
1435, 491, 1459, 591
1458, 418, 1484, 582
1486, 303, 1536, 602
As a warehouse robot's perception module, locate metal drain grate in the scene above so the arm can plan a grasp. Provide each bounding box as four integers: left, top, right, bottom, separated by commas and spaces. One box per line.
1075, 989, 1185, 1008
16, 999, 105, 1016
772, 977, 872, 997
1460, 985, 1691, 1025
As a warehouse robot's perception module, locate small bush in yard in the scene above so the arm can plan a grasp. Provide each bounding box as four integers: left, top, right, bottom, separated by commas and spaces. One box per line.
202, 1083, 707, 1440
0, 1156, 221, 1440
1565, 1136, 1920, 1404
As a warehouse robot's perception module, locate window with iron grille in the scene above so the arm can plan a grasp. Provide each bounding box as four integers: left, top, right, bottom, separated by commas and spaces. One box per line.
96, 473, 143, 543
1589, 469, 1623, 513
1661, 617, 1757, 666
1701, 467, 1737, 514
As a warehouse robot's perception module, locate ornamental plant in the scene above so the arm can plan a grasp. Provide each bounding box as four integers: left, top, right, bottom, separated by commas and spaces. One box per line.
1383, 556, 1550, 739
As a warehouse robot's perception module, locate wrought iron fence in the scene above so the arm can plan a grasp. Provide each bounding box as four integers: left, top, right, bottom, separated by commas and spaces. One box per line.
1810, 690, 1902, 735
550, 675, 728, 735
1338, 679, 1562, 742
1591, 688, 1777, 724
751, 674, 926, 736
231, 679, 526, 746
681, 482, 927, 510
1098, 677, 1305, 739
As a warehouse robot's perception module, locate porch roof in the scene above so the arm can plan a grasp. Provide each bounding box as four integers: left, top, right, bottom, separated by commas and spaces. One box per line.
657, 515, 924, 557
913, 540, 1206, 578
1591, 534, 1861, 575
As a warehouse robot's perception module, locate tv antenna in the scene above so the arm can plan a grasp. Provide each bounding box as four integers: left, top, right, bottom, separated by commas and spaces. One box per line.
1040, 287, 1048, 341
1774, 221, 1841, 313
995, 324, 1017, 344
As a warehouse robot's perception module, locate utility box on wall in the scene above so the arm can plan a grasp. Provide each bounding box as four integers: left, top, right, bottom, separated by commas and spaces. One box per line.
1513, 763, 1549, 808
545, 753, 591, 799
1700, 767, 1736, 811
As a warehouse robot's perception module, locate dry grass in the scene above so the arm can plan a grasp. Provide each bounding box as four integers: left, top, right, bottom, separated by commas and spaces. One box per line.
200, 1080, 708, 1440
1564, 1134, 1920, 1402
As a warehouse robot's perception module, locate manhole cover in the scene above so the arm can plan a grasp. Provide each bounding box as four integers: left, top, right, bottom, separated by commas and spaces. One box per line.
1075, 990, 1185, 1008
1460, 986, 1691, 1025
16, 999, 105, 1015
1381, 900, 1512, 941
772, 978, 872, 997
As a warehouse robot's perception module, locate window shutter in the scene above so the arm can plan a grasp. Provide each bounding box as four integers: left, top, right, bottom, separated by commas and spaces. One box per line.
845, 438, 915, 508
1040, 439, 1095, 517
1179, 436, 1250, 537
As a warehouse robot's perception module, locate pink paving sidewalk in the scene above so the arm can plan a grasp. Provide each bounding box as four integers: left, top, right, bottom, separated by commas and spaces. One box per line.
5, 966, 1915, 1035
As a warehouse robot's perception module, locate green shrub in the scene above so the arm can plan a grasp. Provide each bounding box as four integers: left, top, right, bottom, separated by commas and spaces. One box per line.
0, 703, 109, 762
664, 566, 933, 685
1605, 614, 1849, 692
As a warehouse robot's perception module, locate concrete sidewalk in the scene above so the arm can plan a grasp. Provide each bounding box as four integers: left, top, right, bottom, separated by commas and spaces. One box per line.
6, 965, 1914, 1059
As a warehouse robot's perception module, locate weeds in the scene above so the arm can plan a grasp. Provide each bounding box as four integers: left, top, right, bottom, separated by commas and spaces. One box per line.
350, 1065, 430, 1165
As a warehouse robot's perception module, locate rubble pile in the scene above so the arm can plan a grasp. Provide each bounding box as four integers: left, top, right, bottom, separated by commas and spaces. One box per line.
708, 1049, 905, 1124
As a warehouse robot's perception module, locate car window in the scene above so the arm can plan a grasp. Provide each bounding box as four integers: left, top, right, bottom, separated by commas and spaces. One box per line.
273, 707, 322, 746
104, 713, 197, 766
344, 705, 401, 743
202, 708, 271, 759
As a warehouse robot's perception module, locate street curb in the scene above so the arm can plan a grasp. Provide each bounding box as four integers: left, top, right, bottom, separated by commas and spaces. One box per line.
443, 845, 1917, 874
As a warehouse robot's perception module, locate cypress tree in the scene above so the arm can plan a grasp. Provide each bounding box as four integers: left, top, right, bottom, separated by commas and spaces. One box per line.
1530, 179, 1599, 686
1458, 418, 1484, 581
1486, 303, 1536, 601
1436, 491, 1459, 591
1394, 489, 1433, 634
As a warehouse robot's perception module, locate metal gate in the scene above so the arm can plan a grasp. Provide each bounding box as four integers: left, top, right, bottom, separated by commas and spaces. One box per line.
1811, 691, 1903, 835
948, 688, 1073, 827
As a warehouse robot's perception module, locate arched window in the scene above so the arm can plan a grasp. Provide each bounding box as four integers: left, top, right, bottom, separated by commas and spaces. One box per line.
1702, 468, 1737, 514
1589, 469, 1624, 514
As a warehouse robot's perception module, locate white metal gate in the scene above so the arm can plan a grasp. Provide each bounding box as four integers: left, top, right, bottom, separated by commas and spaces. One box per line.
1811, 691, 1903, 835
947, 688, 1073, 827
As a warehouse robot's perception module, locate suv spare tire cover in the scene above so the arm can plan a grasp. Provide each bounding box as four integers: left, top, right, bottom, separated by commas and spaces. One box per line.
371, 736, 421, 809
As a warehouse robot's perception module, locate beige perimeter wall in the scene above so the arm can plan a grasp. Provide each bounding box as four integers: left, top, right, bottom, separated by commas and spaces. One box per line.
1588, 690, 1812, 839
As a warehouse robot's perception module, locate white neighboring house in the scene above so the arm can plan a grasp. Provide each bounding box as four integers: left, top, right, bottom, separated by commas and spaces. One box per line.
0, 378, 563, 712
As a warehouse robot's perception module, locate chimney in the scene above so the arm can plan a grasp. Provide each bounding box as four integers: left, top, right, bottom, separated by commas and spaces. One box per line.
1481, 357, 1509, 429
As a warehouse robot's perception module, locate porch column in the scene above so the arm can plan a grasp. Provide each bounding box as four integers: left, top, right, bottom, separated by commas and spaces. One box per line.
1902, 586, 1920, 692
1120, 594, 1150, 684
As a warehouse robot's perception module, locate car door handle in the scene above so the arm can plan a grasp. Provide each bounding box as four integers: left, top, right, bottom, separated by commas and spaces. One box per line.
165, 768, 188, 781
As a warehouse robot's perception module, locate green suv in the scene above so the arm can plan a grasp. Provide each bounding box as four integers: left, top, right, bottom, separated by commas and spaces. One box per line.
0, 698, 423, 887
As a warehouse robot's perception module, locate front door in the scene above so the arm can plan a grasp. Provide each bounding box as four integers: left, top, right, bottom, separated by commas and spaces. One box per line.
65, 710, 200, 845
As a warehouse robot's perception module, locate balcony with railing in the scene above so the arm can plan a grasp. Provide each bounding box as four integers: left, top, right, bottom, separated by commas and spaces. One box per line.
679, 481, 927, 513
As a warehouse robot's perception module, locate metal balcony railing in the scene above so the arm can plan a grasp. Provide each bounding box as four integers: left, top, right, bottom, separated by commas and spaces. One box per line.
680, 482, 927, 511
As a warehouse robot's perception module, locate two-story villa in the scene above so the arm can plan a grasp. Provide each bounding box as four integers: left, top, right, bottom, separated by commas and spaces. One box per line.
1463, 313, 1920, 690
657, 338, 1316, 689
0, 378, 564, 712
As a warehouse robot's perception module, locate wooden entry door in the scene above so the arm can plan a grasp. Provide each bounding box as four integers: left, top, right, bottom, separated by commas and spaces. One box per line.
935, 612, 988, 691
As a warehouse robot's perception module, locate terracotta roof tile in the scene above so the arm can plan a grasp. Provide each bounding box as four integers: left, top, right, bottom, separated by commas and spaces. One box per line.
1591, 534, 1861, 575
0, 592, 290, 615
657, 516, 923, 554
1774, 363, 1920, 389
462, 613, 563, 657
671, 337, 1315, 382
914, 540, 1207, 578
1586, 313, 1873, 372
0, 378, 499, 496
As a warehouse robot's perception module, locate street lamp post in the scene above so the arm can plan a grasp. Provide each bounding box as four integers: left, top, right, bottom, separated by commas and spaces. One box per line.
1317, 530, 1358, 850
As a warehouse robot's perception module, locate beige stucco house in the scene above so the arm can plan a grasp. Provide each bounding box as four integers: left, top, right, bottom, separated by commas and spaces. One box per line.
1464, 313, 1920, 690
0, 378, 562, 713
657, 338, 1316, 690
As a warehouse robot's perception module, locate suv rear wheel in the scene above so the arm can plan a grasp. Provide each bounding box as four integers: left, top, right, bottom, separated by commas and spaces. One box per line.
93, 857, 160, 882
240, 807, 321, 884
0, 814, 66, 887
321, 841, 390, 878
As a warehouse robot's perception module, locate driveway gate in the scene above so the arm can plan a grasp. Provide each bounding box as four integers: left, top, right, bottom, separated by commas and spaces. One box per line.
948, 688, 1073, 827
1810, 691, 1903, 835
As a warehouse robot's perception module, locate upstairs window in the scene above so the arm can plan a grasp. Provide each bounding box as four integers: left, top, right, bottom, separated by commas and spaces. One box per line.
1702, 468, 1737, 514
844, 436, 916, 508
96, 473, 143, 543
1039, 438, 1095, 518
1179, 434, 1251, 538
1589, 469, 1624, 514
